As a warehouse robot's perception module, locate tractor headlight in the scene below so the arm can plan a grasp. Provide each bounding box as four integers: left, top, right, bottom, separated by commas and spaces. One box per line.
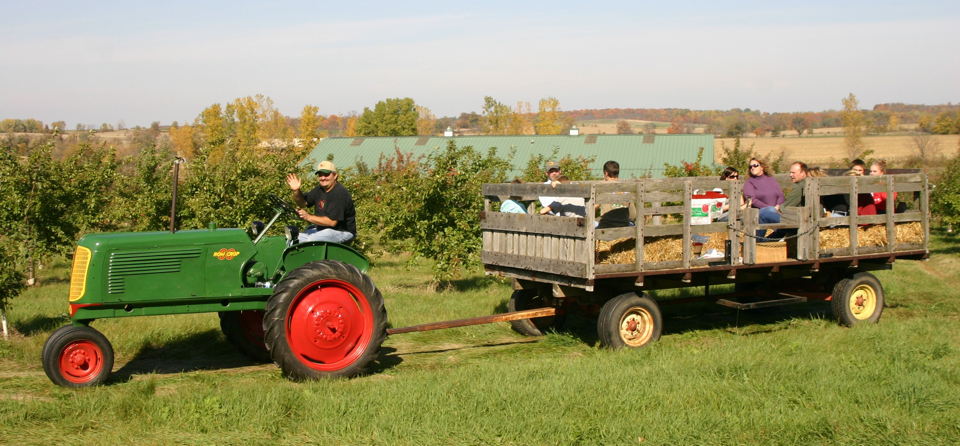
68, 246, 92, 302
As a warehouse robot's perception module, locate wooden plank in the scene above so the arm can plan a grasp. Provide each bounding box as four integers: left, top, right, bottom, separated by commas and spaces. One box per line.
482, 251, 589, 278
483, 182, 592, 199
643, 191, 684, 202
596, 226, 634, 241
743, 208, 757, 264
921, 175, 930, 253
682, 180, 692, 268
594, 263, 639, 274
595, 192, 637, 205
481, 212, 587, 238
635, 182, 646, 271
848, 177, 859, 256
641, 205, 685, 215
885, 176, 896, 254
642, 224, 686, 237
808, 179, 820, 260
386, 307, 557, 335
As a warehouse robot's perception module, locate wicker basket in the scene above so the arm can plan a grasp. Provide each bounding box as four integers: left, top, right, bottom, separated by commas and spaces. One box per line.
756, 241, 788, 263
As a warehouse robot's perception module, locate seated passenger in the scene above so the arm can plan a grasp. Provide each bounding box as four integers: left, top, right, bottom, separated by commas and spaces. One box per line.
539, 176, 586, 217
538, 161, 562, 214
846, 169, 877, 216
597, 160, 635, 228
869, 159, 897, 213
743, 158, 784, 239
500, 178, 527, 213
716, 167, 744, 222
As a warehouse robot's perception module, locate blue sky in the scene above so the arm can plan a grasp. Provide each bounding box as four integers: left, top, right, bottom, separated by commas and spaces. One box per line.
1, 1, 958, 128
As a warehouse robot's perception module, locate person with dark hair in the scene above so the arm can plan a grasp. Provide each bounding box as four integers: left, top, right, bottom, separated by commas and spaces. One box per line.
847, 169, 877, 216
603, 160, 620, 180
720, 166, 739, 180
597, 160, 634, 228
716, 167, 742, 222
850, 159, 866, 176
742, 158, 784, 237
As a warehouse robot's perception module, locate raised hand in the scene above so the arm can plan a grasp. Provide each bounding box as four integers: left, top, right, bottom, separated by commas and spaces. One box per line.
286, 173, 302, 191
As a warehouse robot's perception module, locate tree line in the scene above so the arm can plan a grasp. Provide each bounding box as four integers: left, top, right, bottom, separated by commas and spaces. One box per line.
7, 95, 959, 141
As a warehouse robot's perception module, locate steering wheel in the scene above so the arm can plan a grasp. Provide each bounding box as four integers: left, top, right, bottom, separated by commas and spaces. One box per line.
268, 195, 297, 215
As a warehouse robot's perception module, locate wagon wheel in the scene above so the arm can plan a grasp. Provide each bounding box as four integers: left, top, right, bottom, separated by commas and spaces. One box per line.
263, 260, 387, 380
219, 310, 271, 363
42, 325, 115, 387
507, 289, 557, 336
597, 293, 662, 349
831, 272, 884, 326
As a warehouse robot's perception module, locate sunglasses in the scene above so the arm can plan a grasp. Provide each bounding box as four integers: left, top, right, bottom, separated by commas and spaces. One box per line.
315, 171, 334, 177
728, 174, 739, 179
750, 164, 761, 168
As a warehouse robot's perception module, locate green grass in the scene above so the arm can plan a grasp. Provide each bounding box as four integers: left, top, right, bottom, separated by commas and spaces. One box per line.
2, 237, 959, 445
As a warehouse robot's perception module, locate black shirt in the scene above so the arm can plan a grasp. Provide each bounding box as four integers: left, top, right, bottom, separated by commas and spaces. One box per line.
303, 182, 356, 235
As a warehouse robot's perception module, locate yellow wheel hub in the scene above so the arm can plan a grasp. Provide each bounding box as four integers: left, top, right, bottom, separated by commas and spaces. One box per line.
849, 284, 878, 320
620, 307, 654, 347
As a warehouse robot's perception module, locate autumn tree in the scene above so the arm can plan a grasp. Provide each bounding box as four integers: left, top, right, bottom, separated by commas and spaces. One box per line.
344, 116, 358, 137
617, 120, 634, 134
356, 98, 418, 137
416, 105, 437, 136
298, 105, 322, 146
481, 96, 512, 135
535, 97, 566, 135
456, 112, 481, 130
791, 114, 811, 136
198, 103, 228, 147
230, 96, 259, 150
841, 93, 867, 159
169, 124, 197, 158
508, 101, 532, 135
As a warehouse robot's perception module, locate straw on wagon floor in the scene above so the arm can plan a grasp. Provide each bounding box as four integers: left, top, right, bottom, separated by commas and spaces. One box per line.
596, 232, 729, 264
819, 222, 923, 250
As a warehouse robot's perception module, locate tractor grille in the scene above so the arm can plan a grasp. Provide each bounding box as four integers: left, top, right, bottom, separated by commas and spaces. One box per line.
107, 248, 202, 294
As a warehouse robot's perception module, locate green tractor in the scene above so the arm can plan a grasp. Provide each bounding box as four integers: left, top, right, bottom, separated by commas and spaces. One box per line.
42, 198, 387, 387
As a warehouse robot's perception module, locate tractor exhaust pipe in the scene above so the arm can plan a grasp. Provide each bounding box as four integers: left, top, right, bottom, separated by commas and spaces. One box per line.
169, 157, 185, 233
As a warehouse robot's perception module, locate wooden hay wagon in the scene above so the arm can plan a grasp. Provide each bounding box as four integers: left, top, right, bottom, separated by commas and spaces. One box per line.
478, 172, 929, 348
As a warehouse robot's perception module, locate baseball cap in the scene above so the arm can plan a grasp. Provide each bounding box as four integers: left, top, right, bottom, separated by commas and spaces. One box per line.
315, 160, 337, 174
544, 161, 560, 172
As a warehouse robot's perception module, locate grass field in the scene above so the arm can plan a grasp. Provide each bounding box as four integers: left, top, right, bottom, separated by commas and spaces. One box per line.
1, 234, 959, 445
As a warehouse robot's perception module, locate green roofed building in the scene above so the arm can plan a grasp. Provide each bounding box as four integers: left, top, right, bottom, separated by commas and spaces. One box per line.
302, 133, 714, 178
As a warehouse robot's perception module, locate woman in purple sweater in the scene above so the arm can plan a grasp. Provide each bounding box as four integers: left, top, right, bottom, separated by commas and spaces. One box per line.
743, 158, 784, 238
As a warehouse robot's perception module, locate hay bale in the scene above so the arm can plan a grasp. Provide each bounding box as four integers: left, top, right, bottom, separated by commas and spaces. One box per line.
818, 222, 923, 250
596, 232, 729, 264
896, 221, 923, 243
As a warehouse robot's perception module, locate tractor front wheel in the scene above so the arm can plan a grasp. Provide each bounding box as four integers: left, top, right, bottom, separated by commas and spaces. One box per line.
264, 260, 387, 380
597, 293, 662, 349
42, 325, 114, 387
219, 310, 270, 363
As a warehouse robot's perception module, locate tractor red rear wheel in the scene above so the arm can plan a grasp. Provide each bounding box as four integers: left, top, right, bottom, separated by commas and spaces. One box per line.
219, 310, 270, 363
42, 325, 114, 387
264, 260, 387, 380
